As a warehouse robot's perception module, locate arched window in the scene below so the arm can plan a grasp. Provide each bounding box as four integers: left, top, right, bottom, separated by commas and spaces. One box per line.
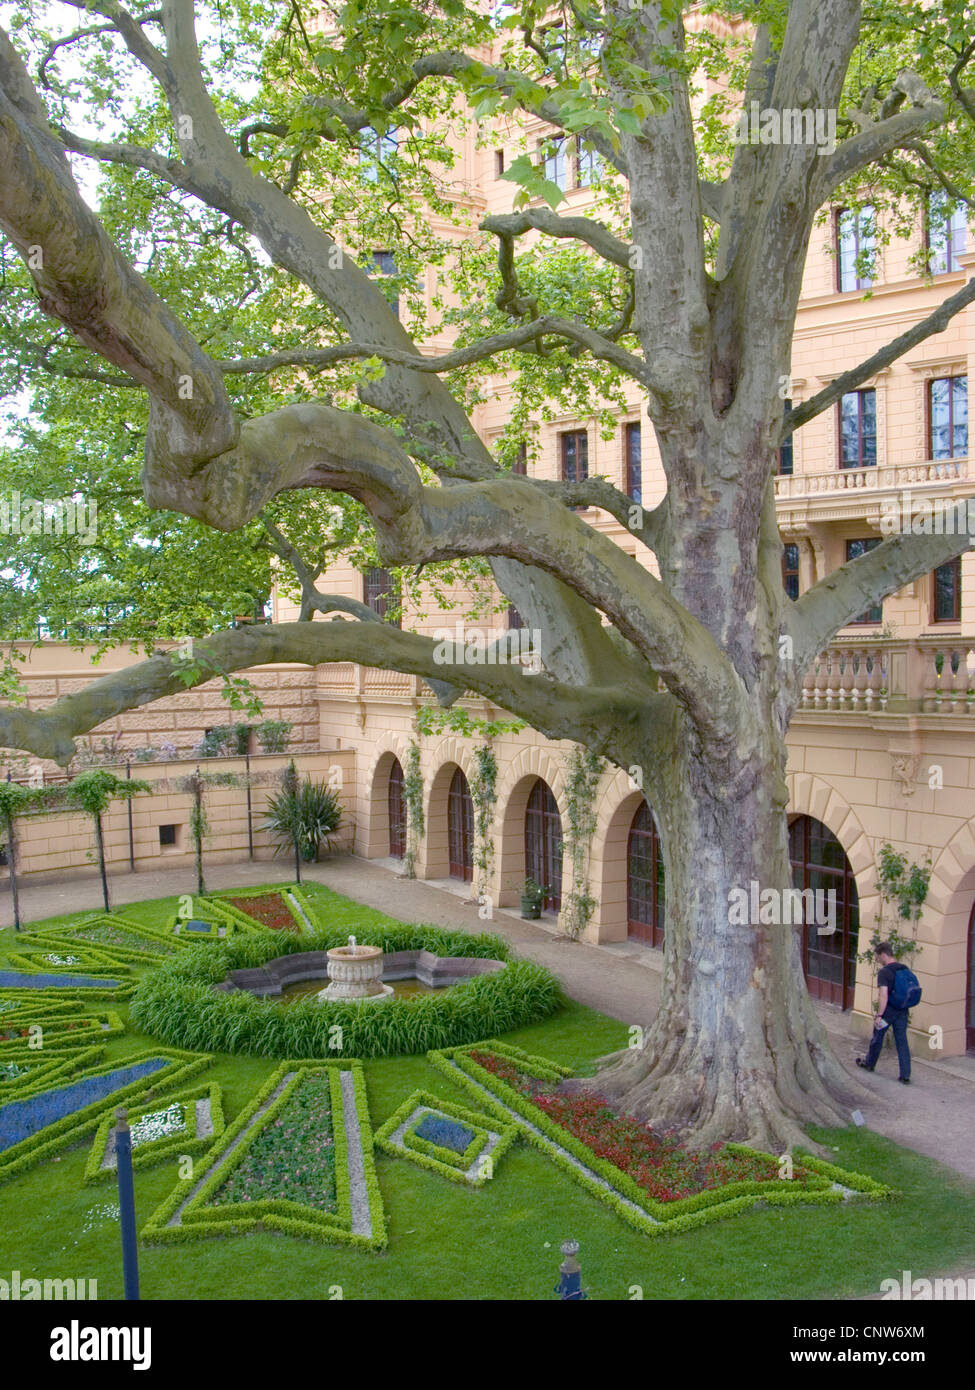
524, 779, 563, 911
789, 815, 859, 1009
627, 800, 665, 947
447, 768, 474, 882
388, 758, 406, 859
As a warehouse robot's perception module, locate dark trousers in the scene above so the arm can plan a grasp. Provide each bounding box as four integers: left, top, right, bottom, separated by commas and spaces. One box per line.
863, 1005, 911, 1079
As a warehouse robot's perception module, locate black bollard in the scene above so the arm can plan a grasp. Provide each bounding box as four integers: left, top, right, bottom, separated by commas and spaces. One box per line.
554, 1238, 586, 1300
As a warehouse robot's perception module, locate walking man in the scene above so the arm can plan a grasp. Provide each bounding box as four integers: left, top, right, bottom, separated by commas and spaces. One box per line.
856, 942, 913, 1084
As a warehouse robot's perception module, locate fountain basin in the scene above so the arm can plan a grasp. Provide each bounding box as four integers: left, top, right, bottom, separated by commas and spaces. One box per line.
318, 943, 391, 1002
216, 948, 506, 1005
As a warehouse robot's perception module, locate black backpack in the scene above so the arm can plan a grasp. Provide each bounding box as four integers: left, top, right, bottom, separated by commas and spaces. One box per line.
889, 964, 922, 1009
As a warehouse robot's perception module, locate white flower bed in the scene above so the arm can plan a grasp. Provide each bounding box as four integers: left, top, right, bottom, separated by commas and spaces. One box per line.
130, 1103, 186, 1149
42, 954, 82, 966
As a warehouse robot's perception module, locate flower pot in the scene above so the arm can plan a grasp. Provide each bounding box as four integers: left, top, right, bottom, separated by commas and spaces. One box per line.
520, 896, 541, 919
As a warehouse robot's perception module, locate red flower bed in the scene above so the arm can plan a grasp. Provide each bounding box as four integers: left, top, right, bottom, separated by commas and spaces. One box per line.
469, 1050, 808, 1203
226, 894, 297, 931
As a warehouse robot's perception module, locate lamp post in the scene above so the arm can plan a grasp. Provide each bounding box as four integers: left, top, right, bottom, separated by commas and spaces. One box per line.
114, 1108, 140, 1300
555, 1239, 586, 1300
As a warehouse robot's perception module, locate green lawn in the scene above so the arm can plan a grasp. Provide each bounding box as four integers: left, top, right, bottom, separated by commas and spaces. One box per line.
1, 882, 973, 1301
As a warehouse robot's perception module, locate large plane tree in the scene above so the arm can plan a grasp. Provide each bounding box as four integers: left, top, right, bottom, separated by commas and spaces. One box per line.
0, 0, 973, 1149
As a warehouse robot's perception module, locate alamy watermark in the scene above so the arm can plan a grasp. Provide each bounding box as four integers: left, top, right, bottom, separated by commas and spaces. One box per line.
880, 1270, 975, 1300
879, 490, 975, 537
0, 491, 97, 543
0, 1268, 98, 1299
732, 103, 837, 155
432, 624, 543, 673
728, 880, 837, 935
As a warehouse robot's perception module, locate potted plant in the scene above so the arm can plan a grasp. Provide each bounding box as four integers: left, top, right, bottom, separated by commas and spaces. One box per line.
520, 877, 548, 919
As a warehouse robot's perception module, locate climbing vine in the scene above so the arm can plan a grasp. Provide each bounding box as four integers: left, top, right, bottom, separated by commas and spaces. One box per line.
470, 743, 499, 908
857, 841, 930, 967
561, 746, 603, 940
403, 741, 425, 879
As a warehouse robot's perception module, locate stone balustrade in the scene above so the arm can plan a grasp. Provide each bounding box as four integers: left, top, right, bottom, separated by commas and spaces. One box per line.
798, 636, 975, 715
775, 456, 969, 501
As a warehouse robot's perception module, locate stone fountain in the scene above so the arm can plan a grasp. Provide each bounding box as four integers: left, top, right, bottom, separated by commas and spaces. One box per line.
316, 934, 394, 1004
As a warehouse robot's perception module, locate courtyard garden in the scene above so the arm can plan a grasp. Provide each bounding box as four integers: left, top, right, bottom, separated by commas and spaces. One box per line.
0, 880, 974, 1301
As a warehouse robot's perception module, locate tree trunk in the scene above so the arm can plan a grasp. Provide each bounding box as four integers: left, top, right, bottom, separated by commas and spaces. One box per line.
593, 725, 863, 1154
94, 812, 111, 913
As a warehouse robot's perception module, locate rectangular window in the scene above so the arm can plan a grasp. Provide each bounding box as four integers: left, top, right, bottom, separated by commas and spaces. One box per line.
576, 143, 602, 188
507, 603, 524, 631
927, 191, 967, 274
367, 250, 399, 318
539, 137, 567, 191
929, 376, 968, 459
782, 544, 800, 601
624, 421, 642, 503
495, 150, 505, 177
846, 539, 882, 624
778, 400, 794, 475
359, 127, 397, 181
364, 567, 400, 627
839, 389, 877, 468
933, 557, 961, 623
159, 824, 178, 848
511, 442, 528, 475
835, 206, 875, 291
560, 430, 589, 484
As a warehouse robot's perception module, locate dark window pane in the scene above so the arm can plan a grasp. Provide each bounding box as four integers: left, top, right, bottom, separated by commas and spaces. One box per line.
364, 567, 400, 627
782, 543, 800, 601
560, 431, 589, 484
625, 422, 642, 503
846, 539, 882, 623
839, 390, 877, 468
778, 400, 794, 475
933, 558, 961, 623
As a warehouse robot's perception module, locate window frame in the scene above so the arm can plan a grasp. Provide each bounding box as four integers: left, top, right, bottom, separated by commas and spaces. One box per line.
932, 556, 962, 624
844, 538, 883, 625
835, 205, 876, 292
928, 375, 968, 460
559, 429, 589, 486
624, 420, 642, 503
838, 388, 877, 469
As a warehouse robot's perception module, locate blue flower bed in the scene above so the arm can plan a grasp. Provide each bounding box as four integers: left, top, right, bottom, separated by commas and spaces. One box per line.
414, 1113, 475, 1154
183, 921, 213, 934
0, 1059, 168, 1151
0, 972, 119, 989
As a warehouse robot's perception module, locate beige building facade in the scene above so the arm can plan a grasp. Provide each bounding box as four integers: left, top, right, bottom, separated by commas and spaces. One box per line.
3, 73, 974, 1061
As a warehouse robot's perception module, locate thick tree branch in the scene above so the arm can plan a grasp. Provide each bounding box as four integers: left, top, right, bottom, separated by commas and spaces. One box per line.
0, 622, 655, 764
480, 210, 632, 268
216, 313, 650, 384
818, 74, 945, 199
792, 529, 975, 670
787, 277, 975, 435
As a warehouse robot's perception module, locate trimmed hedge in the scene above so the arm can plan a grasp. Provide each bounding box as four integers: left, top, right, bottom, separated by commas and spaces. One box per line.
0, 1047, 107, 1099
429, 1044, 893, 1239
142, 1059, 386, 1249
84, 1082, 225, 1184
129, 927, 560, 1059
5, 947, 134, 978
375, 1088, 518, 1186
0, 1048, 212, 1182
20, 914, 183, 960
0, 1011, 125, 1054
